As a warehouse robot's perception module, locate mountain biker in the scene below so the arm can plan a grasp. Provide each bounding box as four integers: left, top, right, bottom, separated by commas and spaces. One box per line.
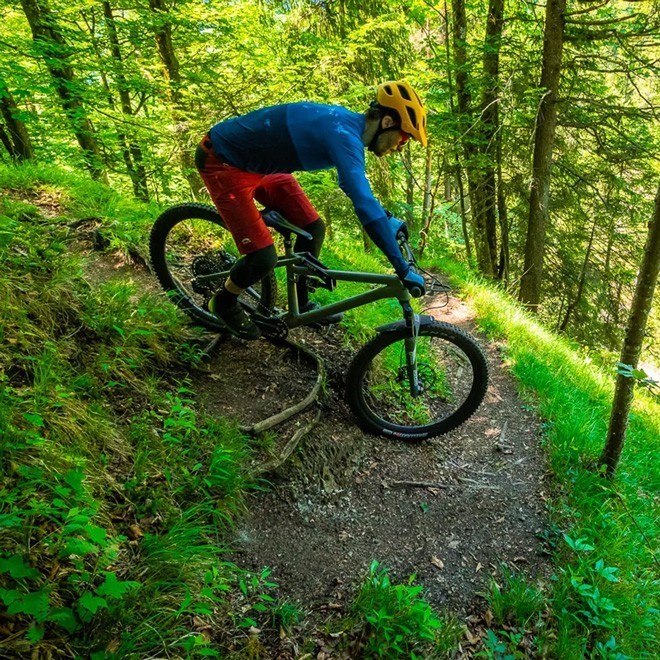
195, 80, 428, 340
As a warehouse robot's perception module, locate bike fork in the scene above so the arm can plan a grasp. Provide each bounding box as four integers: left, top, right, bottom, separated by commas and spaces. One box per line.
402, 302, 421, 397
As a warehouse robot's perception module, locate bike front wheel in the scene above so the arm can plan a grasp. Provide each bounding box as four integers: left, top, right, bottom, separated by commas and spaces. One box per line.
149, 203, 277, 332
346, 321, 488, 440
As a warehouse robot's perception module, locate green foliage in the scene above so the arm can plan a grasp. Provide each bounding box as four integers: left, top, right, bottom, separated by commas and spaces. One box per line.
0, 173, 257, 656
484, 567, 544, 627
349, 560, 452, 658
443, 272, 660, 657
615, 363, 659, 396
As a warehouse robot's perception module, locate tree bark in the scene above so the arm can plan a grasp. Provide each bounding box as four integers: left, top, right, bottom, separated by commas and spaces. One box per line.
442, 0, 470, 262
558, 214, 597, 332
0, 80, 33, 161
600, 183, 660, 477
102, 1, 150, 200
452, 0, 496, 277
148, 0, 201, 197
404, 147, 415, 227
496, 125, 509, 281
456, 158, 472, 261
519, 0, 566, 310
422, 146, 432, 228
19, 0, 104, 179
479, 0, 505, 276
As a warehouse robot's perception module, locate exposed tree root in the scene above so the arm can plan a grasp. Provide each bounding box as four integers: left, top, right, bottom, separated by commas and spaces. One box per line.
202, 332, 326, 472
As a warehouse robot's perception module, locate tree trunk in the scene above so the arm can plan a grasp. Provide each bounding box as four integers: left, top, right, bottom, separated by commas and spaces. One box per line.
404, 147, 415, 227
456, 158, 472, 262
19, 0, 104, 179
102, 1, 150, 200
148, 0, 201, 197
600, 183, 660, 477
519, 0, 566, 310
0, 80, 33, 161
452, 0, 495, 277
442, 0, 470, 262
496, 128, 509, 281
480, 0, 505, 276
422, 147, 432, 228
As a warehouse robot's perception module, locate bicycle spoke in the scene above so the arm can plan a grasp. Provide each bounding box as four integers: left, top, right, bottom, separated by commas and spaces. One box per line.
162, 217, 264, 312
149, 204, 277, 330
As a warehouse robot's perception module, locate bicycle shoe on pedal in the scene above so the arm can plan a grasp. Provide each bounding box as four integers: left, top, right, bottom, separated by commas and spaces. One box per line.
209, 296, 261, 341
300, 300, 344, 326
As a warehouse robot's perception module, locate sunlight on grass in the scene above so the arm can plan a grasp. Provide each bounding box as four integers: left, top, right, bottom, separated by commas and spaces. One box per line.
431, 261, 660, 657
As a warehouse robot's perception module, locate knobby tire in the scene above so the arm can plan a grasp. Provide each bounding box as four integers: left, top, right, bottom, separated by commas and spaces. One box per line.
149, 203, 277, 332
346, 321, 488, 440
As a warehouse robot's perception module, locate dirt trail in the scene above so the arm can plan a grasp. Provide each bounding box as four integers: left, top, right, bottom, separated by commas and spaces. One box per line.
79, 242, 549, 615
203, 295, 550, 614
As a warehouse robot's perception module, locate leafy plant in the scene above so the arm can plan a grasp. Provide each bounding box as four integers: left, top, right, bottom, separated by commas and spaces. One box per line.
350, 560, 443, 658
484, 566, 545, 627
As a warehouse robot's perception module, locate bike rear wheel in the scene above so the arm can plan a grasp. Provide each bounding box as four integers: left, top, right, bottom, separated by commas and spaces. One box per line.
346, 321, 488, 440
149, 203, 277, 332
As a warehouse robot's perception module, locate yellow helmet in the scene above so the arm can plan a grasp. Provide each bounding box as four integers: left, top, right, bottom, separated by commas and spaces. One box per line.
376, 80, 428, 147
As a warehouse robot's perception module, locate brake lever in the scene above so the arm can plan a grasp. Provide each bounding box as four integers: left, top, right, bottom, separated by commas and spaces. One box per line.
398, 235, 417, 266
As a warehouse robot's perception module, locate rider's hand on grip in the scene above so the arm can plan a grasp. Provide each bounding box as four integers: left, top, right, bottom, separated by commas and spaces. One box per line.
400, 268, 425, 298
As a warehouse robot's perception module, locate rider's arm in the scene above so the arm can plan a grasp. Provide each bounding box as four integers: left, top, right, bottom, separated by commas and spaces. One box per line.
331, 146, 410, 276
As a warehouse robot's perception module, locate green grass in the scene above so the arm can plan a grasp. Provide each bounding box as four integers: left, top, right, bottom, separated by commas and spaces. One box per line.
3, 161, 658, 657
432, 254, 659, 658
0, 165, 266, 657
339, 561, 463, 659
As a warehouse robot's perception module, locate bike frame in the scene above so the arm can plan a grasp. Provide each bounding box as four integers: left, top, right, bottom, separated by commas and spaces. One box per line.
196, 234, 422, 396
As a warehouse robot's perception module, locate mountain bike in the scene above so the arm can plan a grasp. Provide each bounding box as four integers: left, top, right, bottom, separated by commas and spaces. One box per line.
149, 203, 488, 440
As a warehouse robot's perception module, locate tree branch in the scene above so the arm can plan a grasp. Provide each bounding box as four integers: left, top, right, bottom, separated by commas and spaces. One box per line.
565, 0, 611, 18
566, 13, 641, 26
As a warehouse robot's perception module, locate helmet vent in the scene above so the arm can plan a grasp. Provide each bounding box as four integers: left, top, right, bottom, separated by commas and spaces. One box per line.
398, 84, 412, 101
384, 85, 393, 95
406, 107, 417, 127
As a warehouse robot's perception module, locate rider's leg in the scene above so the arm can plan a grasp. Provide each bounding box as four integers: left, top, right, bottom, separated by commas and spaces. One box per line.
196, 136, 274, 339
214, 245, 278, 308
255, 175, 342, 323
293, 218, 325, 307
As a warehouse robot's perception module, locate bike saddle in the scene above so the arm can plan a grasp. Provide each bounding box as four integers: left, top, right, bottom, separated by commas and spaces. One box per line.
261, 209, 313, 241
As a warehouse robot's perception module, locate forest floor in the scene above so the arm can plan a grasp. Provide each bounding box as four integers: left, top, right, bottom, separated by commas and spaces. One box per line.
82, 235, 551, 614
217, 303, 551, 617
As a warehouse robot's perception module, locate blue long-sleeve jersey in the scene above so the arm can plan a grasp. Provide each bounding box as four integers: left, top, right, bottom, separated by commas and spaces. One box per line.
208, 103, 408, 274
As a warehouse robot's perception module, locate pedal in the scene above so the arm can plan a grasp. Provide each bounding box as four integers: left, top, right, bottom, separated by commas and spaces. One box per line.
253, 313, 288, 339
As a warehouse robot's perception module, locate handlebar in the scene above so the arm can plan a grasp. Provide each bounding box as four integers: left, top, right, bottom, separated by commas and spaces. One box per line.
409, 284, 424, 298
397, 234, 424, 297
397, 235, 450, 299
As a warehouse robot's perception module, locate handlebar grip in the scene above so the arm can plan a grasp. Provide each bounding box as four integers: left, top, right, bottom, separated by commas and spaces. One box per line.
410, 286, 423, 298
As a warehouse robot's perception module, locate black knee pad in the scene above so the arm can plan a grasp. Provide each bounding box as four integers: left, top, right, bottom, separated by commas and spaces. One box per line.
194, 145, 208, 172
294, 218, 325, 258
230, 244, 278, 289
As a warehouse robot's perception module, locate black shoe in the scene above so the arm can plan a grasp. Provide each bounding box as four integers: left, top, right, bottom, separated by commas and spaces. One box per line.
209, 297, 261, 341
300, 300, 344, 326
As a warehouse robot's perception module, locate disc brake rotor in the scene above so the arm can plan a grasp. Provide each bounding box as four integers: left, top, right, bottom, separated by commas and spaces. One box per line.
396, 362, 436, 391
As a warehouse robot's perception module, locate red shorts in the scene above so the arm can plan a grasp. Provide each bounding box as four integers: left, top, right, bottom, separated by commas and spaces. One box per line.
197, 136, 320, 255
